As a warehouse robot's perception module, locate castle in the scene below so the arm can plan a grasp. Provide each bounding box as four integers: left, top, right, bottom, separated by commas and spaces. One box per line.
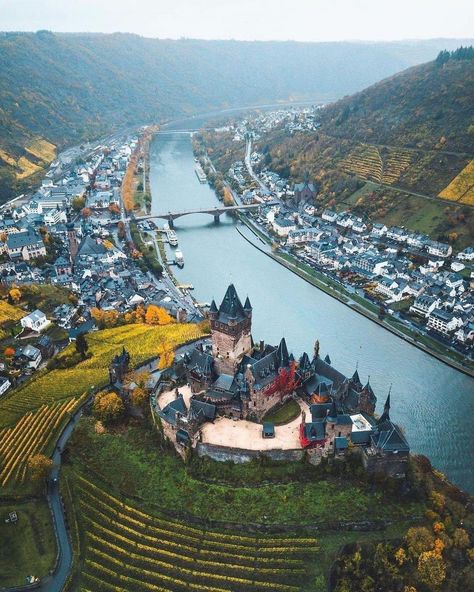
155, 285, 410, 477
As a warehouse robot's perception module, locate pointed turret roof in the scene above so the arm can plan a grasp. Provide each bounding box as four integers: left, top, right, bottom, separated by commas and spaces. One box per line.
276, 337, 289, 368
378, 392, 391, 424
209, 299, 218, 313
351, 369, 362, 389
217, 284, 246, 322
243, 296, 252, 311
324, 354, 331, 365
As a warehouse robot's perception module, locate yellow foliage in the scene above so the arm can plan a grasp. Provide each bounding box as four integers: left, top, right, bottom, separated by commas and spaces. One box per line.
16, 156, 42, 179
0, 149, 17, 167
0, 323, 208, 429
145, 304, 173, 326
439, 160, 474, 204
25, 138, 56, 163
0, 299, 24, 323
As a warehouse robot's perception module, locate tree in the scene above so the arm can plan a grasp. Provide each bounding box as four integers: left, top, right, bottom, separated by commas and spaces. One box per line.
8, 287, 21, 303
417, 550, 446, 587
158, 344, 175, 369
71, 196, 86, 211
27, 454, 53, 483
145, 305, 172, 325
453, 528, 470, 549
93, 392, 125, 424
108, 203, 120, 215
82, 207, 92, 218
117, 221, 126, 240
4, 346, 15, 358
75, 333, 89, 359
405, 527, 435, 558
131, 386, 148, 408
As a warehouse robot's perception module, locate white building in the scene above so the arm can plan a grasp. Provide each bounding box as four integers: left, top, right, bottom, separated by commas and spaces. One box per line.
0, 376, 11, 396
20, 309, 50, 332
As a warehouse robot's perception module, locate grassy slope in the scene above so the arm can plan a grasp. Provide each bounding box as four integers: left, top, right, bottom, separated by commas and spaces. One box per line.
0, 499, 56, 587
67, 419, 421, 525
63, 418, 423, 592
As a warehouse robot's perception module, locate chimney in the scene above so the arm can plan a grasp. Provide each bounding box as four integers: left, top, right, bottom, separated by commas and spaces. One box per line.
259, 340, 264, 351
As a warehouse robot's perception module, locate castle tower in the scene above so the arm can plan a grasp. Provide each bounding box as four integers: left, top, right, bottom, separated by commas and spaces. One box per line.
210, 285, 252, 374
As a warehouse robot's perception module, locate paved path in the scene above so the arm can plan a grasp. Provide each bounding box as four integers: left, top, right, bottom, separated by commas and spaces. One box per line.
37, 406, 85, 591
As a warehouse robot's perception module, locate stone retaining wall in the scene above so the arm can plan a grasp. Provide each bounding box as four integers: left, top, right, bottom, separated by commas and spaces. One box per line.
196, 442, 304, 463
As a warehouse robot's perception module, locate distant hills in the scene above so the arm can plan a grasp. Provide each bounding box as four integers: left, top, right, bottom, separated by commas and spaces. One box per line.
0, 31, 473, 200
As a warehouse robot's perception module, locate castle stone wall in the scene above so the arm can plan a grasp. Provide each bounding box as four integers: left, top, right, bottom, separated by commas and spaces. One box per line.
196, 442, 304, 463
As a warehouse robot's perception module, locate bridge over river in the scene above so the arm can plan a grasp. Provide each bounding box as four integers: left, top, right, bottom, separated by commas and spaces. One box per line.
107, 203, 276, 228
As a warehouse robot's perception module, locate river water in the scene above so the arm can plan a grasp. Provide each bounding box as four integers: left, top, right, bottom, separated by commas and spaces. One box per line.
149, 131, 474, 493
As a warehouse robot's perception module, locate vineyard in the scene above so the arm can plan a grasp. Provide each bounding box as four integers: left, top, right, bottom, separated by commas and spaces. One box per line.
342, 145, 413, 185
0, 300, 24, 324
438, 159, 474, 205
0, 398, 79, 486
0, 322, 207, 429
380, 149, 412, 184
73, 475, 319, 592
342, 145, 383, 182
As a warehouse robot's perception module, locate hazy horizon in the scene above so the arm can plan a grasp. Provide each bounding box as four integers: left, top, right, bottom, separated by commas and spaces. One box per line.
1, 0, 473, 43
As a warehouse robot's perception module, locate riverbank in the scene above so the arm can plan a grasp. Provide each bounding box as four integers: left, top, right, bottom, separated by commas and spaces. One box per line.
237, 218, 474, 378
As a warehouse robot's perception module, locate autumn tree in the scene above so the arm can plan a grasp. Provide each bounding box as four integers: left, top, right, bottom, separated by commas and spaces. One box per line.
4, 346, 15, 358
145, 304, 173, 325
158, 343, 175, 369
8, 287, 21, 303
453, 528, 470, 549
108, 203, 120, 215
117, 220, 126, 240
27, 454, 53, 482
417, 550, 446, 587
93, 392, 125, 424
223, 186, 234, 206
405, 527, 435, 558
71, 196, 86, 211
131, 386, 148, 408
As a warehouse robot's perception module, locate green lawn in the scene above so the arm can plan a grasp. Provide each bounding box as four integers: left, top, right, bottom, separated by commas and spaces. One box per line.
262, 398, 301, 425
0, 500, 56, 587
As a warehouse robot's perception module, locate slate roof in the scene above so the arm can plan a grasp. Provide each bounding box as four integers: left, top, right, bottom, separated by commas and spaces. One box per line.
158, 394, 187, 426
189, 399, 217, 422
371, 420, 410, 453
216, 284, 247, 323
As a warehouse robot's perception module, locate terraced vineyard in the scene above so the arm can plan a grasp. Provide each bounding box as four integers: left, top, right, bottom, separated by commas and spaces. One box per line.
439, 159, 474, 205
74, 475, 319, 592
342, 145, 414, 186
342, 145, 383, 182
380, 149, 412, 184
0, 322, 207, 429
0, 398, 79, 486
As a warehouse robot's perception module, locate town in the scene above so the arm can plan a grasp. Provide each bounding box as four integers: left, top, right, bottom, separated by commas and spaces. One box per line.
0, 128, 202, 397
194, 110, 474, 364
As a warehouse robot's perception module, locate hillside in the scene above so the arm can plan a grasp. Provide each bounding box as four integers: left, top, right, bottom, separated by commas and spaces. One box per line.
207, 53, 474, 247
0, 31, 472, 200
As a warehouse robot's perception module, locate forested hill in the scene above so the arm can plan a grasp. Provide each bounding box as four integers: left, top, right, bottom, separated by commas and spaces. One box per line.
319, 51, 474, 153
0, 31, 472, 199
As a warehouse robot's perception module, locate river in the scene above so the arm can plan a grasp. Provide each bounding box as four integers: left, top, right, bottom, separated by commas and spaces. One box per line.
149, 130, 474, 493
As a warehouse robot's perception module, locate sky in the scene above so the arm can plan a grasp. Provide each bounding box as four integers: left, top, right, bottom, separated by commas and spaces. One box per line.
0, 0, 473, 42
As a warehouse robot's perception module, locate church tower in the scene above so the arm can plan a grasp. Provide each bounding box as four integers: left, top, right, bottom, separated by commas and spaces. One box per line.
209, 284, 252, 374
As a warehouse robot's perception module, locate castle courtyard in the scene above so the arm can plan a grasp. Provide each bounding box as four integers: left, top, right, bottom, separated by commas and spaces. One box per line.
157, 386, 309, 451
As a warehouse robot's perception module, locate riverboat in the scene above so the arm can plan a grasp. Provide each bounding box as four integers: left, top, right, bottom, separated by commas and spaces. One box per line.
175, 250, 184, 268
